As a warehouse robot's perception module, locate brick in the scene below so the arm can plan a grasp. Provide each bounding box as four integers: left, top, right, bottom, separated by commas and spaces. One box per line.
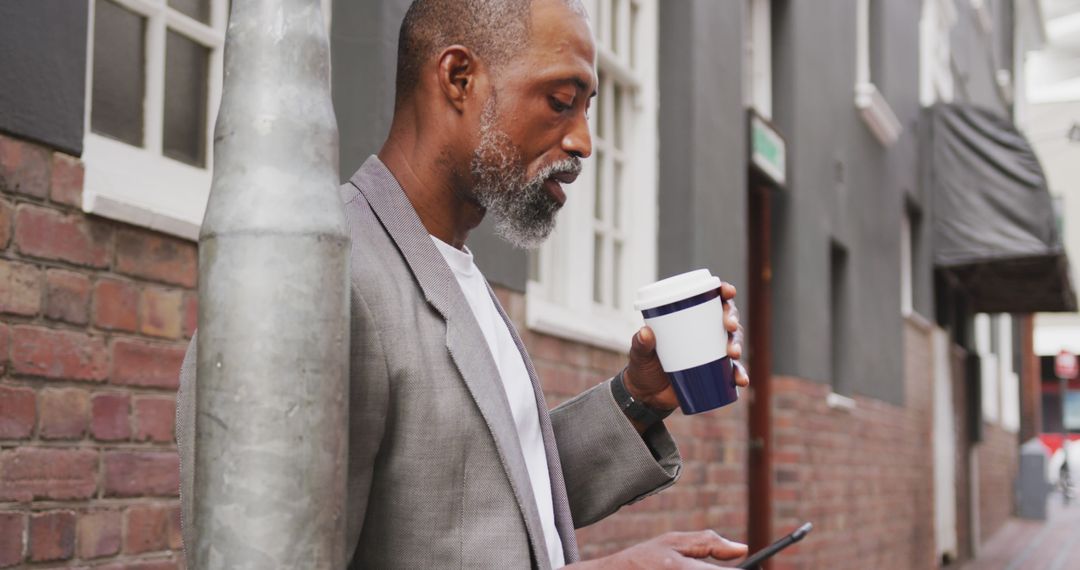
124, 504, 169, 554
39, 388, 90, 440
0, 134, 50, 199
0, 385, 35, 439
13, 204, 111, 267
0, 198, 12, 249
134, 396, 175, 443
168, 504, 182, 550
0, 259, 42, 316
103, 451, 179, 498
11, 326, 108, 381
91, 392, 131, 441
28, 510, 75, 562
115, 228, 197, 287
110, 339, 185, 389
44, 269, 91, 325
0, 511, 25, 567
0, 447, 98, 502
0, 324, 7, 375
140, 286, 183, 339
77, 509, 121, 559
182, 292, 198, 339
93, 278, 139, 332
119, 561, 179, 570
49, 153, 84, 208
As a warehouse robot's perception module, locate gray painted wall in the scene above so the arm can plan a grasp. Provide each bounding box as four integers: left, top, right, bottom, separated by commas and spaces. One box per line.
0, 0, 88, 155
949, 0, 1013, 116
331, 0, 528, 290
657, 0, 748, 293
770, 0, 922, 404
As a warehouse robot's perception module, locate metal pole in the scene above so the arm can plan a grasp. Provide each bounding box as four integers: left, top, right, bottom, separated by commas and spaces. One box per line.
194, 0, 349, 567
747, 183, 773, 566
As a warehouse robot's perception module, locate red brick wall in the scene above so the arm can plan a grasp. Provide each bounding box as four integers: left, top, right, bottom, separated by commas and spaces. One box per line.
977, 423, 1018, 545
494, 287, 751, 561
765, 316, 938, 570
0, 133, 192, 568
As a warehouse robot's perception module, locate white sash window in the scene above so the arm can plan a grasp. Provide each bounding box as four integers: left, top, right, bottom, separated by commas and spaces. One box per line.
526, 0, 658, 351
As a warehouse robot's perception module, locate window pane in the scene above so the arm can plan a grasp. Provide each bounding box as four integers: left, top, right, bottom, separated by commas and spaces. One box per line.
630, 2, 639, 68
596, 72, 607, 140
593, 233, 605, 304
613, 160, 622, 229
164, 30, 210, 167
594, 151, 604, 221
169, 0, 211, 24
91, 0, 146, 147
613, 86, 624, 149
613, 240, 623, 309
610, 0, 620, 54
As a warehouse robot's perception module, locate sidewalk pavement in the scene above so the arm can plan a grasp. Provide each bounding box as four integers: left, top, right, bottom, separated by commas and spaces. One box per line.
961, 492, 1080, 570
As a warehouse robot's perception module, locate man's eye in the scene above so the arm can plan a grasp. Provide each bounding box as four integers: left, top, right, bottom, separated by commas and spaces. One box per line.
550, 96, 573, 113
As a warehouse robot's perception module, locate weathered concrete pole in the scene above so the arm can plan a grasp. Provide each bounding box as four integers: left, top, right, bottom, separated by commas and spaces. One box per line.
193, 0, 349, 567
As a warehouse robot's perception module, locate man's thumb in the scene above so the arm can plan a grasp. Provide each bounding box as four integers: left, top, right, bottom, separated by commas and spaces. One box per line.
630, 326, 656, 359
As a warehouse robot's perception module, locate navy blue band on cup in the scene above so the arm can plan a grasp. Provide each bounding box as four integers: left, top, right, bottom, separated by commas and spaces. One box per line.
640, 288, 721, 319
668, 356, 737, 414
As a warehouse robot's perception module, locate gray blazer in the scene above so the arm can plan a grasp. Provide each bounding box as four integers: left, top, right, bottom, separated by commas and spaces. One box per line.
177, 156, 682, 568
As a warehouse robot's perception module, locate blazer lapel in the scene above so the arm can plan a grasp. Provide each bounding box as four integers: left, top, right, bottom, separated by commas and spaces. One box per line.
486, 282, 580, 563
349, 156, 553, 569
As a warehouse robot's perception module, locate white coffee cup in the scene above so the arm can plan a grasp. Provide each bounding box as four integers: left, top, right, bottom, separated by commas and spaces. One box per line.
634, 269, 737, 414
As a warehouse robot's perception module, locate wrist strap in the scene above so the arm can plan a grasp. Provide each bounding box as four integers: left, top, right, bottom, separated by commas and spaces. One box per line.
611, 370, 675, 428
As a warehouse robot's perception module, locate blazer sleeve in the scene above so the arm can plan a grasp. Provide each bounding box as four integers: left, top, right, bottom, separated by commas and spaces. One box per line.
174, 285, 390, 566
549, 378, 682, 528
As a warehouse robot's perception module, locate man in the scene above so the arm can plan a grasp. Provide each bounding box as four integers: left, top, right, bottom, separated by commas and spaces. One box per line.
179, 0, 751, 567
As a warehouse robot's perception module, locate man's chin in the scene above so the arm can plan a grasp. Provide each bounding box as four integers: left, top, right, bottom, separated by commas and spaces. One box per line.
494, 216, 558, 250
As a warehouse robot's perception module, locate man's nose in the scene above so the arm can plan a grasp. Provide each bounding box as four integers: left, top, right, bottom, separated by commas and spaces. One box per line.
562, 111, 592, 159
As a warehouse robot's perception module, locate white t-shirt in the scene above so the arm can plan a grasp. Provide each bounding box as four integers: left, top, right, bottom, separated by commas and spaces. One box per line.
431, 236, 565, 568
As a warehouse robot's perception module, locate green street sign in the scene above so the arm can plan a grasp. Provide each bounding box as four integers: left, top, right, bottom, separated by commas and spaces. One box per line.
751, 114, 786, 187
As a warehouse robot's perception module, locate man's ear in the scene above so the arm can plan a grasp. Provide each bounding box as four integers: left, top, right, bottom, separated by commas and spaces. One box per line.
437, 46, 477, 113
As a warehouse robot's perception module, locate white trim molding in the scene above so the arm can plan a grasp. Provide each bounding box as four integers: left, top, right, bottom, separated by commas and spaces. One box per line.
855, 0, 902, 146
856, 83, 903, 146
826, 390, 857, 411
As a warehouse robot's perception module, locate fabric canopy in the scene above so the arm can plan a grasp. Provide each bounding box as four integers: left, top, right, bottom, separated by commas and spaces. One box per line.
929, 103, 1076, 313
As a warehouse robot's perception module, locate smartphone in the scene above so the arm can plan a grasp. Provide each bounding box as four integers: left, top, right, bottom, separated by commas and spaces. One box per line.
736, 522, 813, 569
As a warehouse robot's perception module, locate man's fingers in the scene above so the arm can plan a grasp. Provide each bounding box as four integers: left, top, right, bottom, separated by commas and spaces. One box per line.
734, 360, 750, 387
631, 326, 657, 358
663, 530, 749, 561
720, 282, 737, 301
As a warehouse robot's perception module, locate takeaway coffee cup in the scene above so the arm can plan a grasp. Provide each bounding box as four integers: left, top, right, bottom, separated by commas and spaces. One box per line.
634, 269, 737, 415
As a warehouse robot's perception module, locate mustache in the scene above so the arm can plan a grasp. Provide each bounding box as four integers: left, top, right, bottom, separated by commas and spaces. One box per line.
533, 156, 582, 183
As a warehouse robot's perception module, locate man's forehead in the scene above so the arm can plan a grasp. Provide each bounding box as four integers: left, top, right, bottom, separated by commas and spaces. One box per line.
521, 0, 597, 89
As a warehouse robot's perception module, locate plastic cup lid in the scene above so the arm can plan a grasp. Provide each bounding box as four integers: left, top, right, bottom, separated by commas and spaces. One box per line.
634, 269, 722, 311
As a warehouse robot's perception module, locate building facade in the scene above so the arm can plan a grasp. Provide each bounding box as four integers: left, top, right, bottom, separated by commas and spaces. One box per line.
0, 0, 1071, 568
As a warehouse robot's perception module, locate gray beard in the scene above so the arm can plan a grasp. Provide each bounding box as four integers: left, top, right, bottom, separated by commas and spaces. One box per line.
470, 98, 581, 249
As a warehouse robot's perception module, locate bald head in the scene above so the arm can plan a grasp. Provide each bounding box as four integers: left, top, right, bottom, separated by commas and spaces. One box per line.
395, 0, 585, 104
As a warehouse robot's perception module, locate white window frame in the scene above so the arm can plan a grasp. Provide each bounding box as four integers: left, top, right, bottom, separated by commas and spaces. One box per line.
82, 0, 333, 241
974, 313, 1000, 423
855, 0, 902, 146
82, 0, 227, 240
900, 208, 913, 316
920, 0, 956, 107
526, 0, 658, 352
743, 0, 772, 119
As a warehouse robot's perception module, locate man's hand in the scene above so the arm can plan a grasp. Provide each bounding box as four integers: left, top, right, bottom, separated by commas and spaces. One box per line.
568, 530, 749, 569
623, 282, 750, 413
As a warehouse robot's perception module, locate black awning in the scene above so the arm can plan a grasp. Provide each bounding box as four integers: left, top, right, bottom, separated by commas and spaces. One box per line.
929, 103, 1077, 313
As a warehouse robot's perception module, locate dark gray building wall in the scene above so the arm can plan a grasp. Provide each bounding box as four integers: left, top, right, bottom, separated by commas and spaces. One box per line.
949, 0, 1013, 116
657, 0, 747, 292
0, 0, 88, 155
331, 0, 527, 290
771, 0, 924, 404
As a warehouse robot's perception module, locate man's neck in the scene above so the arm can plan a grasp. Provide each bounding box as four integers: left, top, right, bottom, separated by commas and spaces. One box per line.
377, 136, 483, 250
